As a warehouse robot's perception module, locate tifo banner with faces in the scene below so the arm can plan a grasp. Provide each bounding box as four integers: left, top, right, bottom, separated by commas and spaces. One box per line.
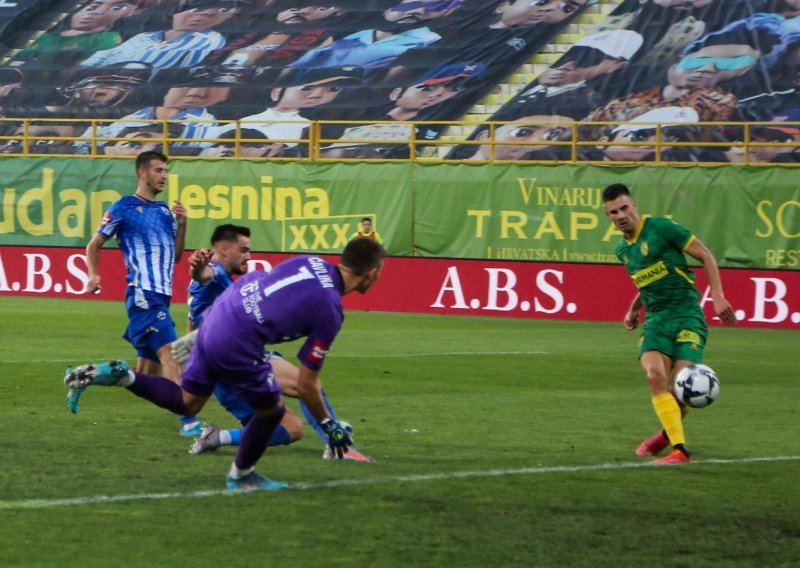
1, 248, 798, 329
1, 158, 799, 270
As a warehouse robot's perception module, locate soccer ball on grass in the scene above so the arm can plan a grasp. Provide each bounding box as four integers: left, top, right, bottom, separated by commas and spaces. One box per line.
674, 364, 720, 408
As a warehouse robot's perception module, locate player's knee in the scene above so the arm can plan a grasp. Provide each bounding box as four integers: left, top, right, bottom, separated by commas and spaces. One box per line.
645, 369, 670, 393
157, 347, 182, 383
281, 412, 304, 442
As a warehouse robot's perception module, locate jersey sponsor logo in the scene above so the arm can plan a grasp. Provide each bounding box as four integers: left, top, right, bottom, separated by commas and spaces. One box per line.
640, 242, 649, 256
309, 340, 329, 363
631, 261, 668, 289
240, 281, 265, 323
677, 329, 702, 348
240, 281, 259, 296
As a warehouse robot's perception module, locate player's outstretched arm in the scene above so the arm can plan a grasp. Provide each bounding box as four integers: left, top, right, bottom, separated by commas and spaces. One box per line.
295, 364, 328, 422
624, 293, 643, 331
685, 238, 736, 326
296, 363, 353, 458
85, 233, 109, 294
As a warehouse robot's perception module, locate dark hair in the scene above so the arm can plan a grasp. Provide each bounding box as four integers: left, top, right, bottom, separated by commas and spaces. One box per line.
210, 223, 250, 246
560, 46, 616, 69
341, 237, 385, 275
602, 183, 631, 202
361, 217, 372, 223
135, 150, 167, 170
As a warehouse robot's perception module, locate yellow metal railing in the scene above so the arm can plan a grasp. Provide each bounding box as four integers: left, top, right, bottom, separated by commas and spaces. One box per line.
1, 117, 799, 166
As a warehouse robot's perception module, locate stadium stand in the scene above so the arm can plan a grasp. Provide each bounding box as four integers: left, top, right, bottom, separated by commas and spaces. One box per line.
453, 0, 800, 164
1, 0, 799, 164
0, 0, 602, 158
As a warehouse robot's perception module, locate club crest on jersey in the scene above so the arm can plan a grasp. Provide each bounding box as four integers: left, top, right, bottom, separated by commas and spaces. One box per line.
640, 242, 649, 256
136, 206, 143, 213
309, 340, 329, 363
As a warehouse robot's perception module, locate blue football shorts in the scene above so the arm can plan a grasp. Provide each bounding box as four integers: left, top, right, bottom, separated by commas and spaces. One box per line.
123, 287, 177, 362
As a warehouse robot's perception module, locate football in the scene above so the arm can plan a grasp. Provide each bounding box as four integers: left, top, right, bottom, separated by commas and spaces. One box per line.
674, 364, 720, 408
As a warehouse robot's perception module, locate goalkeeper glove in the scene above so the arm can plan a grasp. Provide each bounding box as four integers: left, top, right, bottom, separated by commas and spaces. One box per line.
172, 329, 198, 365
320, 418, 354, 459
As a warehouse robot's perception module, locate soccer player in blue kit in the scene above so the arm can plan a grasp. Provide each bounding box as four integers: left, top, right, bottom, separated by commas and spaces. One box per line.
64, 238, 386, 490
75, 151, 202, 436
181, 223, 373, 461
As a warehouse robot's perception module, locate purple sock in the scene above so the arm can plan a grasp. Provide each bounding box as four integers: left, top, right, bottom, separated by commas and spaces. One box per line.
234, 405, 286, 470
126, 372, 189, 415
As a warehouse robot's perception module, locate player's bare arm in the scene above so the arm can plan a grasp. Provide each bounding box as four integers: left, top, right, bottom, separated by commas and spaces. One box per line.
685, 238, 736, 326
85, 232, 109, 294
624, 293, 643, 331
295, 363, 354, 459
295, 363, 330, 423
173, 200, 187, 262
188, 249, 214, 283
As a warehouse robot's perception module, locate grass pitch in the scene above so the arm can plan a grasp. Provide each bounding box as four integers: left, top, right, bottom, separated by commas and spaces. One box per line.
0, 296, 798, 567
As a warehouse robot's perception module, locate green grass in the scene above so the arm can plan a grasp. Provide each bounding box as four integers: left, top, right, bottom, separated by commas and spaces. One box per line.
0, 296, 798, 567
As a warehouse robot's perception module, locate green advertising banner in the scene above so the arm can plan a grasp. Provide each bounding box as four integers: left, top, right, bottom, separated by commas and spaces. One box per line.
0, 159, 414, 255
1, 158, 798, 269
414, 163, 800, 269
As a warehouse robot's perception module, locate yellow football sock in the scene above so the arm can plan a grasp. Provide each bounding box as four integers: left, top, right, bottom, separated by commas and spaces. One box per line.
652, 393, 686, 447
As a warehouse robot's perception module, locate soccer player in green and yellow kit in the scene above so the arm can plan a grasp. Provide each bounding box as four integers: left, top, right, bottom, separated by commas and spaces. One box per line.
602, 183, 736, 465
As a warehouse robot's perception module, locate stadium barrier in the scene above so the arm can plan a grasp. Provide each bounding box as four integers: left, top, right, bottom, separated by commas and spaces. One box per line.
2, 117, 800, 165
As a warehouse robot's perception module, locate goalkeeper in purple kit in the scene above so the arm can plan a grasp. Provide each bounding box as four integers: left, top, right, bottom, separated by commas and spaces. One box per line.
180, 223, 373, 462
64, 238, 385, 491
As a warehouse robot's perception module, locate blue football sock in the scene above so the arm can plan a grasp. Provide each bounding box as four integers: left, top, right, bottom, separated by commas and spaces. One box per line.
180, 414, 199, 427
229, 428, 242, 446
267, 424, 293, 446
300, 388, 338, 444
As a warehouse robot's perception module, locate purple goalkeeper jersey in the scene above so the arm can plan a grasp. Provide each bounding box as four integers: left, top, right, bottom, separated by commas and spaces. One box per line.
198, 256, 344, 371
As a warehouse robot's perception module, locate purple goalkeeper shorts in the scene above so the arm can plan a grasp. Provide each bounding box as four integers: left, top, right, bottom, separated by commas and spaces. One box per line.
181, 335, 281, 410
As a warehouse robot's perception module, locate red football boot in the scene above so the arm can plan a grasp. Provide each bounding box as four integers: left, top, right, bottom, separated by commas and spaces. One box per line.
635, 431, 670, 457
652, 449, 691, 465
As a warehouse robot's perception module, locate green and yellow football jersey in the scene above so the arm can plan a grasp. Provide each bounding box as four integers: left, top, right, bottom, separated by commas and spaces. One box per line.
615, 217, 700, 313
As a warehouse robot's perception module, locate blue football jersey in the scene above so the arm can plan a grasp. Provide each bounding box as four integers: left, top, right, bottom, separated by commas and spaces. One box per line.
98, 195, 177, 296
187, 261, 232, 328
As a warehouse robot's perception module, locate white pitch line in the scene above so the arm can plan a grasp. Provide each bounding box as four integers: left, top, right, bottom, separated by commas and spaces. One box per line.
330, 351, 550, 358
0, 351, 549, 364
1, 456, 797, 511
